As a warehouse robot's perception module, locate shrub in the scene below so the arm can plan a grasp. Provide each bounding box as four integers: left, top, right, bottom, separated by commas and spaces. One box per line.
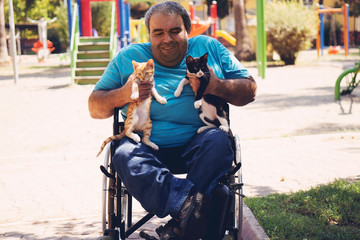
265, 1, 318, 65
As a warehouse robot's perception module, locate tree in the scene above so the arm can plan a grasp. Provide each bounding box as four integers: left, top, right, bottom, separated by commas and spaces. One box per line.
0, 0, 9, 63
266, 1, 317, 65
336, 0, 360, 45
233, 0, 255, 61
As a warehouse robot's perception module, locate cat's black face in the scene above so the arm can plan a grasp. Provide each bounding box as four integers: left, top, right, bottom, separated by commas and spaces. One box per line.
185, 53, 209, 77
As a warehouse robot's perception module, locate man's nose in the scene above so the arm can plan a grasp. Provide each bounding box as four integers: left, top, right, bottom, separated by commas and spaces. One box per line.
162, 32, 172, 43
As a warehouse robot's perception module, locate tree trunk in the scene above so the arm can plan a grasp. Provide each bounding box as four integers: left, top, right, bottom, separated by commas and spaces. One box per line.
0, 0, 9, 63
233, 0, 255, 61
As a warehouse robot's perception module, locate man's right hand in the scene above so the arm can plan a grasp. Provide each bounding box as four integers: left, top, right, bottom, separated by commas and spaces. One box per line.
137, 82, 153, 101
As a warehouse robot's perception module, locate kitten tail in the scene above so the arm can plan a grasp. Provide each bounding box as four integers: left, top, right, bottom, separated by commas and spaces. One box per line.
96, 132, 126, 157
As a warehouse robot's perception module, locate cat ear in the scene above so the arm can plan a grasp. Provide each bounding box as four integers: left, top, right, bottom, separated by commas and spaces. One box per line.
132, 60, 139, 69
186, 55, 193, 63
147, 59, 154, 68
201, 53, 208, 61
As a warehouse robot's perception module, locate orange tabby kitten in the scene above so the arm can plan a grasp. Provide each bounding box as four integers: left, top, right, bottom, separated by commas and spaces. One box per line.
97, 59, 166, 156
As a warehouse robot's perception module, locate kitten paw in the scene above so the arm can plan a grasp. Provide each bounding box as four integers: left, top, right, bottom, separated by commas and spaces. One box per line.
174, 89, 182, 97
197, 126, 210, 133
158, 97, 167, 104
194, 100, 202, 109
131, 92, 139, 100
130, 134, 141, 143
145, 141, 159, 150
219, 126, 230, 133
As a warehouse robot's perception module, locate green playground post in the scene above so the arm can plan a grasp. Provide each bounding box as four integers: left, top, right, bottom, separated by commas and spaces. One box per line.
256, 0, 266, 79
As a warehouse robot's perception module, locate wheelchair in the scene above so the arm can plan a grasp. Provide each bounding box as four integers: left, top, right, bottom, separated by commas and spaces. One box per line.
98, 108, 245, 240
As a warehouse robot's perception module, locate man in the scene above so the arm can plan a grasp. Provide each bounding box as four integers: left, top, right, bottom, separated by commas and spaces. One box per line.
88, 1, 256, 239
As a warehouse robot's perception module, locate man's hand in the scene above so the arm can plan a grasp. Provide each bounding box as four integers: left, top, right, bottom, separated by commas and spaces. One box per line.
186, 73, 200, 94
137, 82, 153, 101
123, 79, 153, 102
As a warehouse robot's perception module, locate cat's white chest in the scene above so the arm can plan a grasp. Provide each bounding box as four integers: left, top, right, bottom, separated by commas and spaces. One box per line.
134, 98, 151, 130
200, 99, 217, 120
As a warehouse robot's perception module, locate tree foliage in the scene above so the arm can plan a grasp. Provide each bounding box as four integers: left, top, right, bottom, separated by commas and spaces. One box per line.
334, 0, 360, 17
4, 0, 59, 23
266, 1, 317, 65
0, 0, 9, 63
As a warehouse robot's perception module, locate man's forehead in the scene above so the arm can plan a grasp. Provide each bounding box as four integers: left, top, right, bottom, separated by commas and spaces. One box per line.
149, 13, 184, 31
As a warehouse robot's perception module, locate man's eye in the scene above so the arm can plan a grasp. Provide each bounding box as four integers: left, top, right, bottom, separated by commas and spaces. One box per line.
171, 30, 181, 34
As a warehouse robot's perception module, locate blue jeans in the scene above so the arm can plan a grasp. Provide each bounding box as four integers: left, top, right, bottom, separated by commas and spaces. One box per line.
112, 128, 234, 218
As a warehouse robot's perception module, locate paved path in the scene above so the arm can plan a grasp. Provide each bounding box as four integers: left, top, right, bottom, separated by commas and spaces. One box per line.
0, 50, 359, 239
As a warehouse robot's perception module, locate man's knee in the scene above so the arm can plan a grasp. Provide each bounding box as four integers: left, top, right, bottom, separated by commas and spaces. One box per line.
112, 139, 138, 169
201, 128, 233, 148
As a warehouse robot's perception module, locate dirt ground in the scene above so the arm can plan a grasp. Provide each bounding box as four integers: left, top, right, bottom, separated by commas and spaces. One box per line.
0, 49, 359, 239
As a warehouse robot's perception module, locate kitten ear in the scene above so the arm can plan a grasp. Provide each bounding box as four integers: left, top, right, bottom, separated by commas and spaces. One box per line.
147, 59, 155, 68
186, 55, 194, 63
201, 53, 208, 61
132, 60, 139, 69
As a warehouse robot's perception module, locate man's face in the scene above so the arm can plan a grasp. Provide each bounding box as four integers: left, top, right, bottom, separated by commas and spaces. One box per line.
148, 13, 188, 68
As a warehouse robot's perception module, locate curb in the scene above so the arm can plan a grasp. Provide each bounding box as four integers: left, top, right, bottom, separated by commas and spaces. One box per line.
242, 203, 270, 240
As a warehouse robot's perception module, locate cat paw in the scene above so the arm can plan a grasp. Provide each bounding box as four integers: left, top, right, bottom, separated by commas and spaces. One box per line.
194, 100, 202, 109
131, 92, 139, 100
145, 141, 159, 150
130, 134, 141, 143
158, 97, 167, 104
174, 89, 182, 97
219, 126, 230, 133
197, 126, 210, 133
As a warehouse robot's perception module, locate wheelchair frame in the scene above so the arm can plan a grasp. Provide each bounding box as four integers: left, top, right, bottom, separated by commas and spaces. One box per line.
99, 108, 244, 240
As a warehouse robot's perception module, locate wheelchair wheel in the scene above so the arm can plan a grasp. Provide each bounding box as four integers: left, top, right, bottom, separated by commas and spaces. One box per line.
101, 143, 132, 240
235, 165, 244, 240
234, 135, 244, 240
101, 144, 111, 233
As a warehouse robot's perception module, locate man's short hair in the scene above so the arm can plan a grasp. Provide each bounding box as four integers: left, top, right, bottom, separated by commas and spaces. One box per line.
144, 1, 192, 34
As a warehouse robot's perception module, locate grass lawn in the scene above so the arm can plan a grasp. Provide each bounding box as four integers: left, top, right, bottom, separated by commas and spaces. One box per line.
245, 179, 360, 240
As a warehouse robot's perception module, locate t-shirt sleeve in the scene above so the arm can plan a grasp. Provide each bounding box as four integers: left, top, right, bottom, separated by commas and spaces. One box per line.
205, 36, 251, 79
93, 57, 125, 91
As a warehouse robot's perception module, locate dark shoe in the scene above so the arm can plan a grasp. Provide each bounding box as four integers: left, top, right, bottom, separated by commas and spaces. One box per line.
178, 192, 211, 240
140, 230, 158, 240
155, 219, 181, 240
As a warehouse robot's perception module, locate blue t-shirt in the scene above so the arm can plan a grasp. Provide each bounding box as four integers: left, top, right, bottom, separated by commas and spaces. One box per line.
94, 35, 250, 148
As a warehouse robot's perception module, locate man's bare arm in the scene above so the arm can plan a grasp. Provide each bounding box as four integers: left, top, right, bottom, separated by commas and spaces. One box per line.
88, 80, 153, 119
187, 67, 257, 106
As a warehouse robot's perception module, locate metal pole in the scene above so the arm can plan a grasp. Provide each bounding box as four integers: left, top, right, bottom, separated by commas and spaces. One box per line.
344, 3, 349, 57
66, 0, 72, 42
320, 5, 324, 56
256, 0, 266, 79
8, 0, 18, 83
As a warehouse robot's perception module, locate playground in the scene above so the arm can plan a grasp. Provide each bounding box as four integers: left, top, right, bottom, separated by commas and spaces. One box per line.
0, 48, 360, 239
2, 0, 360, 239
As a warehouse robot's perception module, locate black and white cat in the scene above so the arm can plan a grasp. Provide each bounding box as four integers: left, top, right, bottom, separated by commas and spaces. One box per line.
174, 53, 230, 134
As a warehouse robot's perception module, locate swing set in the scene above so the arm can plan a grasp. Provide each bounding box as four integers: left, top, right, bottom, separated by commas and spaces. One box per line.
316, 3, 349, 57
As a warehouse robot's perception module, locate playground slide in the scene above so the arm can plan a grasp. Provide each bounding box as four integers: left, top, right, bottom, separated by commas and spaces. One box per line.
215, 30, 236, 46
189, 22, 211, 38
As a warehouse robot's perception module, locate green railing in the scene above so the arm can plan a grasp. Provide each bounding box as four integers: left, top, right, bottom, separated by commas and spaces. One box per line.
70, 3, 79, 85
109, 2, 117, 60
